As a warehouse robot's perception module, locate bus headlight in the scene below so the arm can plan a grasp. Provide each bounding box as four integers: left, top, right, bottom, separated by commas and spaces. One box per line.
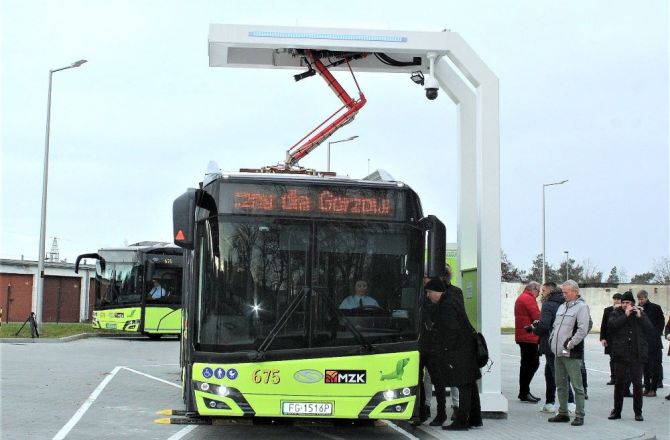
402, 387, 411, 396
383, 390, 396, 401
216, 386, 230, 397
193, 380, 241, 399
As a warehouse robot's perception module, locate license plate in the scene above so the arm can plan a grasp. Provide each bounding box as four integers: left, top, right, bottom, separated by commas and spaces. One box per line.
281, 402, 333, 416
105, 323, 117, 329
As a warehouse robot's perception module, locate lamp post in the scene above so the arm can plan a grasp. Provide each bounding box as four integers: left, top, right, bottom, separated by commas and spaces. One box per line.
327, 135, 358, 172
541, 179, 568, 284
36, 59, 87, 330
564, 250, 569, 281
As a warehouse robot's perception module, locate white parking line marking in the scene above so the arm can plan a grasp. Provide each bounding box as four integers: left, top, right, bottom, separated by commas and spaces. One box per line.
52, 366, 122, 440
122, 366, 181, 388
166, 425, 198, 440
385, 421, 420, 440
53, 366, 180, 439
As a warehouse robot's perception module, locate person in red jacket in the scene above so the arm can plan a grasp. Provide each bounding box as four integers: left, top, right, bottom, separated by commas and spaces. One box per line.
515, 281, 542, 402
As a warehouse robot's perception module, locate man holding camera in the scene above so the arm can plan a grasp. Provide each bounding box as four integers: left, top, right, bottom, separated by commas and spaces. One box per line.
547, 280, 590, 426
514, 281, 542, 403
600, 293, 623, 385
606, 291, 654, 421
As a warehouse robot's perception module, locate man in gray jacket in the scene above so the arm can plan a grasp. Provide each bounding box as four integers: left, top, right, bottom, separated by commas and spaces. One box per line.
548, 280, 591, 426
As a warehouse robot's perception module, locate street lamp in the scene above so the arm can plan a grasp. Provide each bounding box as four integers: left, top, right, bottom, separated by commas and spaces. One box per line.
541, 179, 568, 284
327, 135, 358, 172
564, 250, 569, 281
36, 59, 87, 330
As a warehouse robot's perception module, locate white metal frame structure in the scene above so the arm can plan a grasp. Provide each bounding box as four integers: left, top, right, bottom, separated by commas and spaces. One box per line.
208, 23, 505, 413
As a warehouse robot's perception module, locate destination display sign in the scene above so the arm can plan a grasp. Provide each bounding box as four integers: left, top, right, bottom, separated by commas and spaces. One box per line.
148, 255, 182, 266
218, 182, 405, 220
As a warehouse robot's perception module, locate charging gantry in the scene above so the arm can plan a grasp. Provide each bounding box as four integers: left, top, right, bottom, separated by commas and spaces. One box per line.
208, 23, 504, 415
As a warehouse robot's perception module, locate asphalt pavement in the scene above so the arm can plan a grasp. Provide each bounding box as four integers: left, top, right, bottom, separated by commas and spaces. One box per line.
1, 334, 668, 440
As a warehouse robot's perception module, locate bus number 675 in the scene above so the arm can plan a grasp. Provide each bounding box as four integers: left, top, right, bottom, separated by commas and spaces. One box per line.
253, 369, 280, 384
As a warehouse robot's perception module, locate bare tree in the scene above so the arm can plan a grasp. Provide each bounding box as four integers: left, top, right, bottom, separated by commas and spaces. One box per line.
652, 257, 670, 283
582, 259, 603, 283
617, 267, 628, 283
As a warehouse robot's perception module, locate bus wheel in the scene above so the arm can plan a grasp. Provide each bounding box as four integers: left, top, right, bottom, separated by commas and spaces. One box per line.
147, 333, 163, 340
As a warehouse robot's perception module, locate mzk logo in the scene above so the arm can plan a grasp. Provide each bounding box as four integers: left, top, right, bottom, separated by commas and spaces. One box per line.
324, 370, 366, 384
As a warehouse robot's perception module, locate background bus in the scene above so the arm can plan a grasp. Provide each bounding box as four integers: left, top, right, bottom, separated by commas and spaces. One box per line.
75, 241, 183, 339
172, 171, 446, 421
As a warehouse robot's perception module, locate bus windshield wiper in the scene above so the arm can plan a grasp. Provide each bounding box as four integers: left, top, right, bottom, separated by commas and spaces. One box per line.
252, 287, 307, 361
314, 287, 374, 354
108, 270, 120, 301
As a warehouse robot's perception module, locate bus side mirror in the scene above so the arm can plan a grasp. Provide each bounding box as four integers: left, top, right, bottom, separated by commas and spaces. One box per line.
74, 253, 105, 274
421, 215, 446, 278
173, 188, 197, 250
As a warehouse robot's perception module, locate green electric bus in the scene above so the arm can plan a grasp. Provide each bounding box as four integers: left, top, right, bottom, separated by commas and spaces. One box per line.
172, 171, 445, 421
75, 242, 184, 338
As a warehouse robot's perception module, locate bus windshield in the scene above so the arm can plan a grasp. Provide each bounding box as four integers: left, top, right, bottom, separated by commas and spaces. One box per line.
96, 262, 142, 308
196, 216, 423, 353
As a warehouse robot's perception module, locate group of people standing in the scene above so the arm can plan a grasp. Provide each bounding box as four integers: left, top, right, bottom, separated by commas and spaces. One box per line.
415, 268, 483, 431
515, 280, 668, 426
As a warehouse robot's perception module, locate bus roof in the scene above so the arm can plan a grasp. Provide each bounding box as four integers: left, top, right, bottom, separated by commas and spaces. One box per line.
98, 242, 182, 254
206, 170, 410, 191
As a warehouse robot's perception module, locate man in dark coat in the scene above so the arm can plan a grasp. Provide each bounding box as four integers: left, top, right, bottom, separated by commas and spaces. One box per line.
421, 278, 449, 427
607, 291, 654, 421
532, 282, 565, 412
423, 277, 482, 431
600, 293, 623, 385
636, 290, 665, 397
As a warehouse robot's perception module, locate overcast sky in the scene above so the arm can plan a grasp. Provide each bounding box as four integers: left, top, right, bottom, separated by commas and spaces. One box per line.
1, 0, 668, 280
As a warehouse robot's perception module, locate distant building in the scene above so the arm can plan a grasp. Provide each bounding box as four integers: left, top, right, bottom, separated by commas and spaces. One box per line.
0, 258, 95, 323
